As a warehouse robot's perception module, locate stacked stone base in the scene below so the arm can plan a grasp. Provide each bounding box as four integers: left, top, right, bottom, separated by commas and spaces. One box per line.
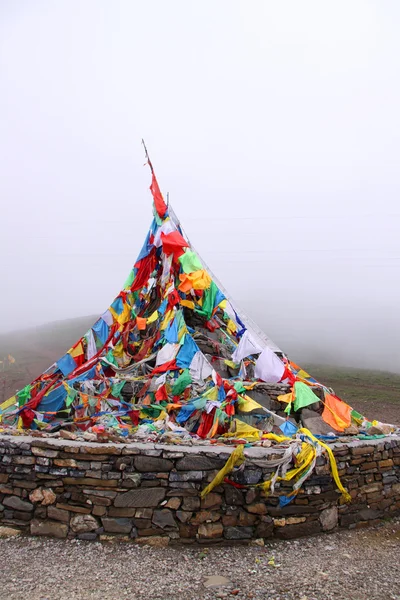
0, 434, 399, 544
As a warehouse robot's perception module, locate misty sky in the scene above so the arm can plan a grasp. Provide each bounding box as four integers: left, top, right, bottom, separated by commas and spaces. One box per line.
0, 1, 399, 372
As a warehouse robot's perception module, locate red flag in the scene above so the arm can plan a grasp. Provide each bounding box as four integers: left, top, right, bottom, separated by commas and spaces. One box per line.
150, 172, 167, 218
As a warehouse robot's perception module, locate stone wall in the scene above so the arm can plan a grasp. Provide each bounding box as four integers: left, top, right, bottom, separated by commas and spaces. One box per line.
0, 434, 399, 544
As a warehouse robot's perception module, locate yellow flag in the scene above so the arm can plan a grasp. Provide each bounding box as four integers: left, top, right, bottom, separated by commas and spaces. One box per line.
69, 342, 84, 358
146, 310, 159, 324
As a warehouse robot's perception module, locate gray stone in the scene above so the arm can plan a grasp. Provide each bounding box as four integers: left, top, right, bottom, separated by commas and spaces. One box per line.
102, 517, 133, 534
224, 526, 254, 540
152, 509, 177, 530
169, 471, 203, 482
233, 469, 262, 485
122, 473, 142, 487
0, 526, 22, 537
181, 496, 200, 511
133, 456, 173, 472
78, 532, 98, 540
176, 511, 192, 523
70, 514, 99, 533
203, 575, 232, 589
224, 486, 244, 506
319, 506, 338, 531
198, 522, 223, 538
82, 489, 117, 499
114, 488, 166, 508
301, 413, 334, 436
47, 506, 70, 523
30, 519, 68, 539
245, 389, 273, 410
3, 496, 33, 512
176, 456, 225, 471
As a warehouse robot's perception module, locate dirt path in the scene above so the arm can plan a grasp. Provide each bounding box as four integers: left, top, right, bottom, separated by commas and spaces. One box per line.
0, 518, 399, 600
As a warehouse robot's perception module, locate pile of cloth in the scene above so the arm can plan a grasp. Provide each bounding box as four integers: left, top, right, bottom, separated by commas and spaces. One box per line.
0, 159, 397, 447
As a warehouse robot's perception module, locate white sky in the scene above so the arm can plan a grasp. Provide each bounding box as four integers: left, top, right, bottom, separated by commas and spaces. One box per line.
0, 1, 399, 371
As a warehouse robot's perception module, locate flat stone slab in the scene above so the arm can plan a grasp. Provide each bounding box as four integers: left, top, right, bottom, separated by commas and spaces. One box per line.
114, 488, 166, 508
203, 575, 232, 589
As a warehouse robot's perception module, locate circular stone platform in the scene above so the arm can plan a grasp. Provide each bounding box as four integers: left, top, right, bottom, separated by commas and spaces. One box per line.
0, 433, 399, 543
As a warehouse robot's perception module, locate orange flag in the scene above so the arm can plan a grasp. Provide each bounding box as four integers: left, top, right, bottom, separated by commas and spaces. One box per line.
136, 317, 147, 331
322, 393, 352, 432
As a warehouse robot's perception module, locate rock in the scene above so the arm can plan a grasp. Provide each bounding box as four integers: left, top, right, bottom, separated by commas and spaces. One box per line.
286, 517, 306, 525
179, 523, 198, 538
102, 518, 133, 534
250, 538, 265, 547
122, 473, 142, 488
319, 507, 338, 531
56, 503, 91, 514
59, 430, 77, 441
78, 532, 98, 540
246, 489, 257, 504
165, 497, 181, 510
82, 489, 117, 499
176, 511, 193, 523
29, 489, 44, 503
48, 506, 70, 523
152, 509, 177, 529
203, 575, 231, 589
191, 511, 220, 525
30, 519, 68, 539
92, 506, 107, 517
3, 496, 33, 512
176, 456, 225, 471
84, 445, 122, 455
198, 522, 223, 538
238, 511, 257, 526
344, 425, 359, 435
85, 495, 112, 507
224, 486, 244, 506
83, 432, 97, 442
135, 508, 153, 519
0, 474, 9, 483
224, 526, 254, 540
41, 489, 57, 505
247, 503, 267, 515
114, 488, 166, 508
169, 471, 203, 482
108, 507, 137, 517
54, 459, 77, 468
274, 520, 321, 539
233, 469, 262, 485
301, 413, 334, 436
0, 526, 22, 537
201, 493, 222, 509
63, 478, 118, 487
99, 534, 131, 542
134, 456, 173, 472
70, 514, 99, 533
136, 536, 169, 547
367, 426, 384, 435
256, 521, 273, 538
115, 457, 132, 471
12, 456, 35, 465
31, 447, 59, 458
182, 497, 200, 511
222, 515, 238, 527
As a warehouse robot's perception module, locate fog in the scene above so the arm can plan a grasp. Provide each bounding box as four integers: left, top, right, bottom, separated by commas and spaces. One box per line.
0, 1, 399, 373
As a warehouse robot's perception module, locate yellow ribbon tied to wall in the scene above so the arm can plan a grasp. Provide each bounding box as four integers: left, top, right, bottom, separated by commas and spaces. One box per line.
200, 445, 245, 498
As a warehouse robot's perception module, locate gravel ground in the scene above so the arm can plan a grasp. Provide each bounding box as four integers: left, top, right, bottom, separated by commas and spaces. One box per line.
0, 518, 399, 600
